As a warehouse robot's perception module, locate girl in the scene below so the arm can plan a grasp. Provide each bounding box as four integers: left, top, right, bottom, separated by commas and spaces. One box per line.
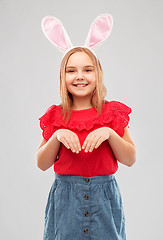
37, 14, 136, 240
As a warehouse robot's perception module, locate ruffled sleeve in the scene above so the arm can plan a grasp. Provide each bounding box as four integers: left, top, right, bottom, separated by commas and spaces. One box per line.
110, 101, 132, 137
39, 105, 59, 141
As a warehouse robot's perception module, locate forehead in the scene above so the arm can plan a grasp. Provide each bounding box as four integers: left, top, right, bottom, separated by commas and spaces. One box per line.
66, 52, 93, 67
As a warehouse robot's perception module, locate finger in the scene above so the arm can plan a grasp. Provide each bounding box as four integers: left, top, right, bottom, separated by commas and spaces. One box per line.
82, 140, 86, 150
82, 132, 94, 149
60, 137, 70, 150
71, 136, 79, 153
67, 137, 76, 153
82, 135, 90, 150
74, 136, 81, 152
88, 136, 100, 152
94, 137, 103, 149
84, 135, 94, 152
68, 136, 79, 154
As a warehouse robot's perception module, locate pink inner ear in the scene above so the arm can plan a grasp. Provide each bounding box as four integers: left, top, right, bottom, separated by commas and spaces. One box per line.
43, 18, 68, 50
89, 16, 112, 48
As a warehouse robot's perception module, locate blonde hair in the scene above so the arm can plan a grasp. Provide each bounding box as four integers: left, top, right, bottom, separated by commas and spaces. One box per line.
59, 47, 108, 124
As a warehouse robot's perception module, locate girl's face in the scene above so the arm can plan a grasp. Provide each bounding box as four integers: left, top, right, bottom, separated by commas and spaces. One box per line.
65, 51, 96, 99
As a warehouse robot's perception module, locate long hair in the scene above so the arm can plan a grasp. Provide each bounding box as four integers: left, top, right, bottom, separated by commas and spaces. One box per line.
59, 47, 108, 124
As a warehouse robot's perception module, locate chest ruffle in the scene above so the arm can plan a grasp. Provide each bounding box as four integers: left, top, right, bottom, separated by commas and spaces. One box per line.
39, 101, 132, 140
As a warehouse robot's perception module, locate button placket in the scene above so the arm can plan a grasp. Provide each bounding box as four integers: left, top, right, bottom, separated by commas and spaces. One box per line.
82, 178, 90, 238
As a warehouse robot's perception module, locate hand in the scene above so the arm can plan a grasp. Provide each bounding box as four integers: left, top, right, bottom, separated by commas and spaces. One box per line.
55, 129, 81, 154
82, 127, 111, 152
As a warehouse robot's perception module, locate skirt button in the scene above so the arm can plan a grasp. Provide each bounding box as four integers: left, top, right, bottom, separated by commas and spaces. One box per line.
84, 229, 88, 234
84, 211, 89, 216
85, 178, 90, 183
84, 195, 89, 200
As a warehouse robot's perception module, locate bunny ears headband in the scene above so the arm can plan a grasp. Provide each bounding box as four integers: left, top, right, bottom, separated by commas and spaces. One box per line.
41, 13, 113, 59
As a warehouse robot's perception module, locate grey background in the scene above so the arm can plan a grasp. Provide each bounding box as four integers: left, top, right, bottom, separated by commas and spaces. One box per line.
1, 0, 163, 239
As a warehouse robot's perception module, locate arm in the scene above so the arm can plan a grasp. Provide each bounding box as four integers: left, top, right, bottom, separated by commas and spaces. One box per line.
108, 126, 136, 167
36, 132, 61, 171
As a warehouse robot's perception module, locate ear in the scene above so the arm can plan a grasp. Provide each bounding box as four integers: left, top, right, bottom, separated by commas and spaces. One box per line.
41, 16, 73, 53
84, 14, 113, 51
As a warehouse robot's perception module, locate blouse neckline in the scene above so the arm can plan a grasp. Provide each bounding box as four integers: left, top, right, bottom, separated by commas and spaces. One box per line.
71, 106, 95, 112
70, 101, 109, 113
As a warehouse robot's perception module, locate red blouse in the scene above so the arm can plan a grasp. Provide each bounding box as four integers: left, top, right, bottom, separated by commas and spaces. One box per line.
39, 100, 132, 177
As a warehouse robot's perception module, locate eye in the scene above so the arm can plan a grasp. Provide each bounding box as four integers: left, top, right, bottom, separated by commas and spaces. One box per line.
85, 69, 92, 72
66, 70, 74, 73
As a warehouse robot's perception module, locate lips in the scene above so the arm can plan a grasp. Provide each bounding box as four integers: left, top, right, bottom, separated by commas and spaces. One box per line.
73, 84, 88, 87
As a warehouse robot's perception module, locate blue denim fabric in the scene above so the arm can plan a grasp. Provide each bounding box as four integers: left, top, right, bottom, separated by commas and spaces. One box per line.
43, 173, 126, 240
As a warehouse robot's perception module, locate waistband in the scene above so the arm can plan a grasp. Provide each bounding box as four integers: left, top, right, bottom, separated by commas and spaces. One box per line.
55, 173, 115, 184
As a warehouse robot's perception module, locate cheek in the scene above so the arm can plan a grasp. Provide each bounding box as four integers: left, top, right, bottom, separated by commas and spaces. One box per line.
65, 75, 74, 84
87, 73, 96, 83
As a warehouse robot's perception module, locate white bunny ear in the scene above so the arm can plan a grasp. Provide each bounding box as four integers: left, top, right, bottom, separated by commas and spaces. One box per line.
41, 16, 73, 54
84, 14, 113, 51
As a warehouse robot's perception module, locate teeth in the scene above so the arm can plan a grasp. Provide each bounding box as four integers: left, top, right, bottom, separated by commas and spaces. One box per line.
74, 84, 87, 87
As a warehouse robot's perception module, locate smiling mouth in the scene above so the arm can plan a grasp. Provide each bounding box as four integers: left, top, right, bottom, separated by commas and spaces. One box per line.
73, 84, 88, 87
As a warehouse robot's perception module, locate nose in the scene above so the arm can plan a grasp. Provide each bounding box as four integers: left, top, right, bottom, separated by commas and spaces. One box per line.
76, 70, 84, 79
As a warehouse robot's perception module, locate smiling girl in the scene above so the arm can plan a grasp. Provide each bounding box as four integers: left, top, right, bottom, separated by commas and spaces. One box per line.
37, 15, 136, 240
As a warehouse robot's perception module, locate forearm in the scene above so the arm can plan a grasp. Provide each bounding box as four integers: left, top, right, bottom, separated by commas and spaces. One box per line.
37, 132, 61, 171
108, 128, 136, 167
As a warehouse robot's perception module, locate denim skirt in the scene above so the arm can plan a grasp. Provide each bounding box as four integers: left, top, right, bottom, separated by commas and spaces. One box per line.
43, 173, 126, 240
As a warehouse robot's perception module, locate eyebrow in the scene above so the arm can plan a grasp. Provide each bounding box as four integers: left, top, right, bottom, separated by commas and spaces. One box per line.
66, 65, 94, 69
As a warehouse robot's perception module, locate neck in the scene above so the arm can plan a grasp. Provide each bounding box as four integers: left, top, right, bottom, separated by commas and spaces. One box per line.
71, 96, 93, 110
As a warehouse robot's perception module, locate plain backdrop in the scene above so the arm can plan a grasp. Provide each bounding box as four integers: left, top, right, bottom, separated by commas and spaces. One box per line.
1, 0, 163, 239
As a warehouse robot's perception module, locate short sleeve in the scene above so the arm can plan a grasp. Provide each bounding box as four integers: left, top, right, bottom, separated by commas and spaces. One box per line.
111, 101, 132, 137
39, 105, 58, 141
